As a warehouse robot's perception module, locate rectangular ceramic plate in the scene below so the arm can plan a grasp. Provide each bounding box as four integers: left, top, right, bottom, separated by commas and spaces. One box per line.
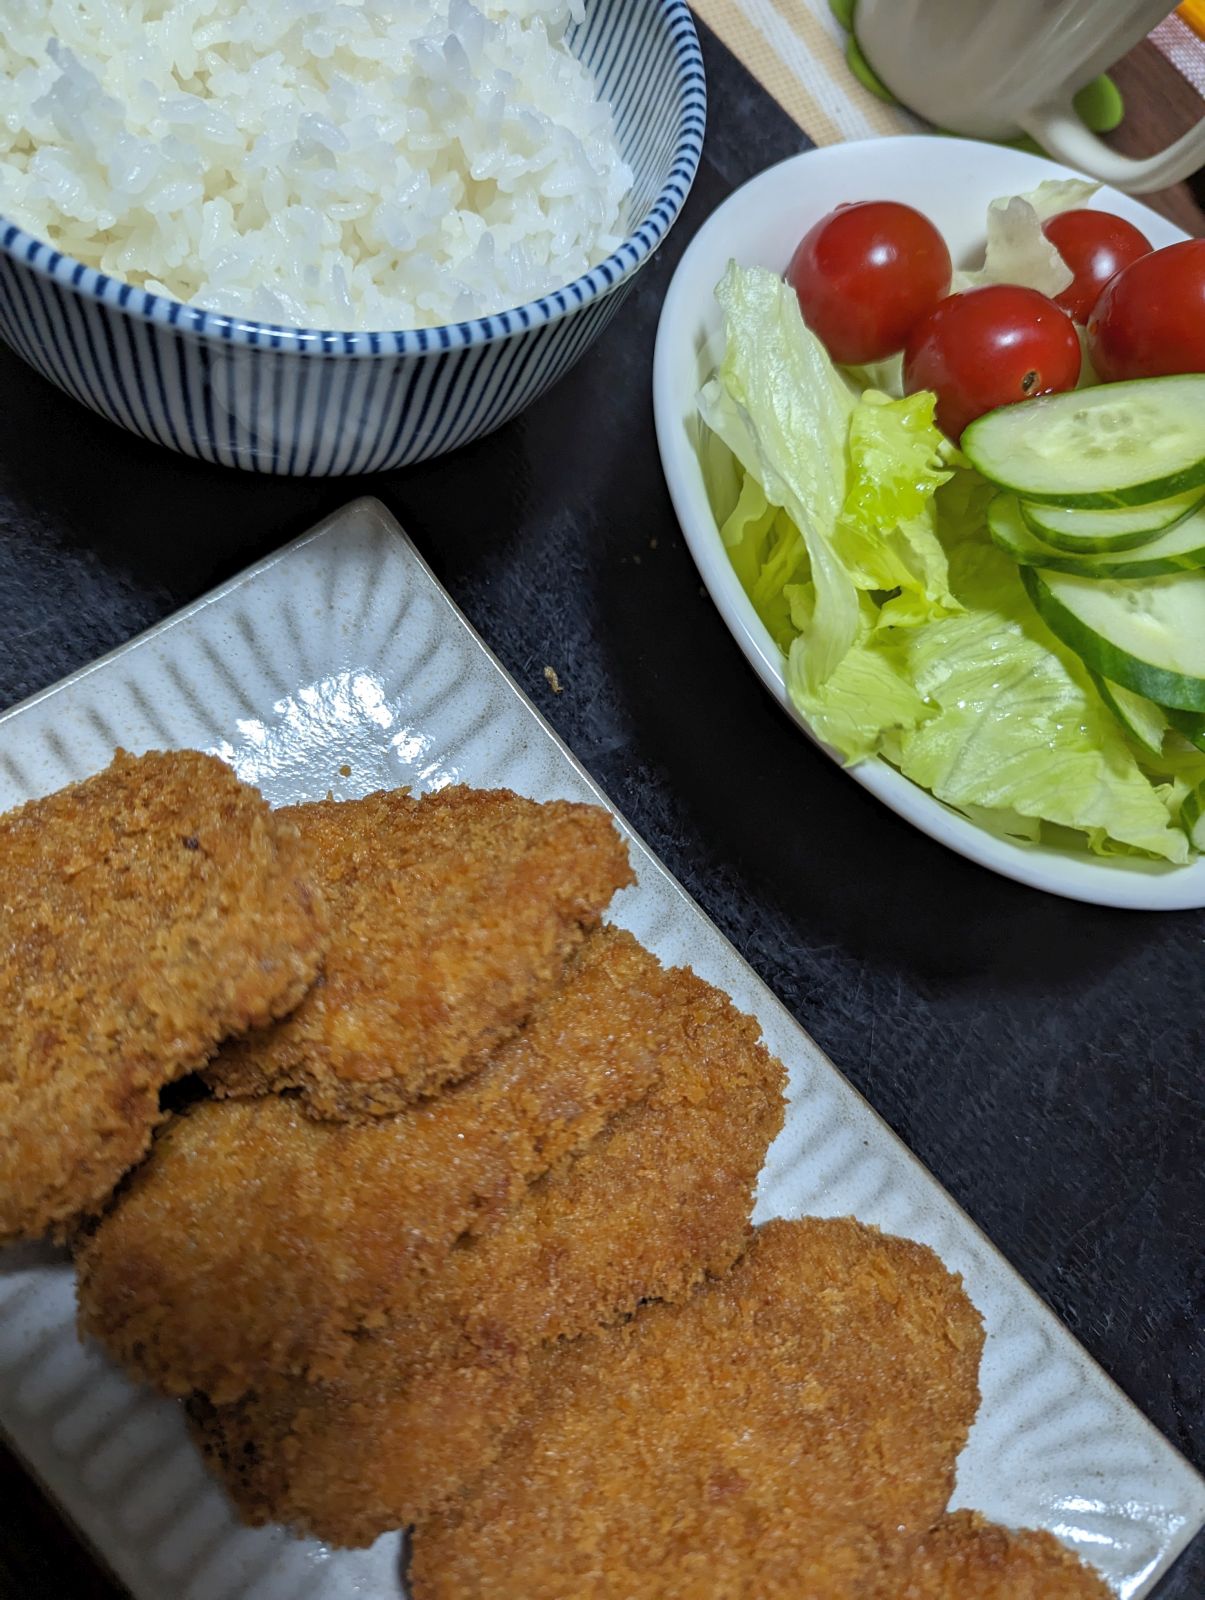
0, 498, 1200, 1600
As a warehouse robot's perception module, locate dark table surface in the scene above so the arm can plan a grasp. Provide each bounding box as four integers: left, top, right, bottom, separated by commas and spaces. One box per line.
0, 21, 1202, 1600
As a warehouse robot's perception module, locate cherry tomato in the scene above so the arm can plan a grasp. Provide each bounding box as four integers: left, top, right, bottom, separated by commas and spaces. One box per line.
786, 200, 952, 365
1087, 239, 1205, 382
1042, 209, 1152, 324
903, 285, 1081, 441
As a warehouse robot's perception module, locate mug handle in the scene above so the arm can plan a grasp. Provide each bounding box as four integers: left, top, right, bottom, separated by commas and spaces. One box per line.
1021, 97, 1205, 193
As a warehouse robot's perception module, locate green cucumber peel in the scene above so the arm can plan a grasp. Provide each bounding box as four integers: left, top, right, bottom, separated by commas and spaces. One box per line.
963, 377, 1205, 508
1021, 490, 1205, 553
1022, 567, 1205, 713
1180, 780, 1205, 849
1164, 706, 1205, 753
1092, 675, 1168, 757
990, 496, 1205, 578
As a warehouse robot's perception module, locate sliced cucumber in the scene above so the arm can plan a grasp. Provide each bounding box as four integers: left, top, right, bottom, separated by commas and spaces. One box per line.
1164, 706, 1205, 752
1022, 566, 1205, 712
1092, 675, 1168, 756
1180, 780, 1205, 850
962, 376, 1205, 507
989, 495, 1205, 578
1022, 489, 1204, 552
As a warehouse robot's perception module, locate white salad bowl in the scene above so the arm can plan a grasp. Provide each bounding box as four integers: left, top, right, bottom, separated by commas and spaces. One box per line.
653, 135, 1203, 910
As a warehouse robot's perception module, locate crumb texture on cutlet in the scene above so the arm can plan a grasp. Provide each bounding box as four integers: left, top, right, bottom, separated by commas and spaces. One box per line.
35, 765, 1117, 1596
396, 954, 787, 1367
203, 786, 635, 1119
0, 749, 327, 1243
409, 1217, 986, 1600
75, 927, 677, 1404
188, 1350, 538, 1549
883, 1511, 1113, 1598
180, 963, 786, 1544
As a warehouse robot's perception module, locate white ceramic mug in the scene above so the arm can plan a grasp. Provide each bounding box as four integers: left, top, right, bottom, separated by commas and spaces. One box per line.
854, 0, 1205, 193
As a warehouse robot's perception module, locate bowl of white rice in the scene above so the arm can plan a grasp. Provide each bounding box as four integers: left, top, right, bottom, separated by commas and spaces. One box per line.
0, 1, 705, 474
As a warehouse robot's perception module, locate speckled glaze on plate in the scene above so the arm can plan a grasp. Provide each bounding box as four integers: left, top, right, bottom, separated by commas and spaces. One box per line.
0, 498, 1200, 1600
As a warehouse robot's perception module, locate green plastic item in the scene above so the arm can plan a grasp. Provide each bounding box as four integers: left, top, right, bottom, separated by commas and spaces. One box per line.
844, 33, 894, 104
1073, 74, 1125, 136
829, 0, 1125, 150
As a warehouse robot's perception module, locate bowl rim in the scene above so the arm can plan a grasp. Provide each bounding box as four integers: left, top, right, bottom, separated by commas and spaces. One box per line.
652, 135, 1205, 912
0, 0, 705, 356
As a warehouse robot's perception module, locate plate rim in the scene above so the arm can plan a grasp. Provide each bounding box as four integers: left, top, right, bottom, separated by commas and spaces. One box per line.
652, 134, 1205, 912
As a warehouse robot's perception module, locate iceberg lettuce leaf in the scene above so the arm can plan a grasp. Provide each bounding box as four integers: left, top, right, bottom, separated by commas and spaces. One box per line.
892, 540, 1189, 862
843, 390, 952, 530
699, 263, 856, 687
787, 630, 933, 763
955, 179, 1099, 297
835, 391, 959, 620
781, 521, 1188, 859
954, 199, 1071, 297
719, 475, 809, 652
841, 352, 904, 399
718, 468, 776, 595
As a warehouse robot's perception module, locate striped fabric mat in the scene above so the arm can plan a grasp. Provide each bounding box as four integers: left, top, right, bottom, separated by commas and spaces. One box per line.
694, 0, 1204, 142
691, 0, 916, 142
1158, 8, 1205, 92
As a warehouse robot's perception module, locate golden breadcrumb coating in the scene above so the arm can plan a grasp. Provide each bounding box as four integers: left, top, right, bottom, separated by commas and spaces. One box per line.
76, 928, 667, 1403
0, 749, 326, 1243
187, 960, 785, 1544
188, 1338, 538, 1548
409, 1217, 985, 1600
885, 1511, 1112, 1598
399, 953, 787, 1366
204, 786, 633, 1118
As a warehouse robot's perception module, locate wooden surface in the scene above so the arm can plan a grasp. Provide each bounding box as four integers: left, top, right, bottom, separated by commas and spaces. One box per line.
1108, 41, 1204, 234
0, 28, 1201, 1600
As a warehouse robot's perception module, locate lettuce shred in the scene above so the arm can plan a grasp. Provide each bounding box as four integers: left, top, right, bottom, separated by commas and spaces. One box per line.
699, 259, 1194, 863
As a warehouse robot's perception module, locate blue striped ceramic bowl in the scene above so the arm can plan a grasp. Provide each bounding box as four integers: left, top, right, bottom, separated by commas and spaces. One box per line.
0, 1, 704, 476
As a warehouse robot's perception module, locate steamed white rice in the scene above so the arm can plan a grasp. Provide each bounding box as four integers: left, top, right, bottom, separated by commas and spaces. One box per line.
0, 0, 634, 330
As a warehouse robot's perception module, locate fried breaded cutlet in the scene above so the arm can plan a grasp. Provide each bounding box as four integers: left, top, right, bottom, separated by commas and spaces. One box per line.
399, 957, 786, 1366
76, 927, 679, 1403
188, 1325, 534, 1550
203, 786, 633, 1119
186, 1352, 532, 1551
884, 1511, 1111, 1599
188, 967, 785, 1544
0, 749, 326, 1243
408, 1217, 985, 1600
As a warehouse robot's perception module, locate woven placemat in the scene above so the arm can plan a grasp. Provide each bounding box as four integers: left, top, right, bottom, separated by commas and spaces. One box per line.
691, 0, 917, 142
1155, 10, 1205, 92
